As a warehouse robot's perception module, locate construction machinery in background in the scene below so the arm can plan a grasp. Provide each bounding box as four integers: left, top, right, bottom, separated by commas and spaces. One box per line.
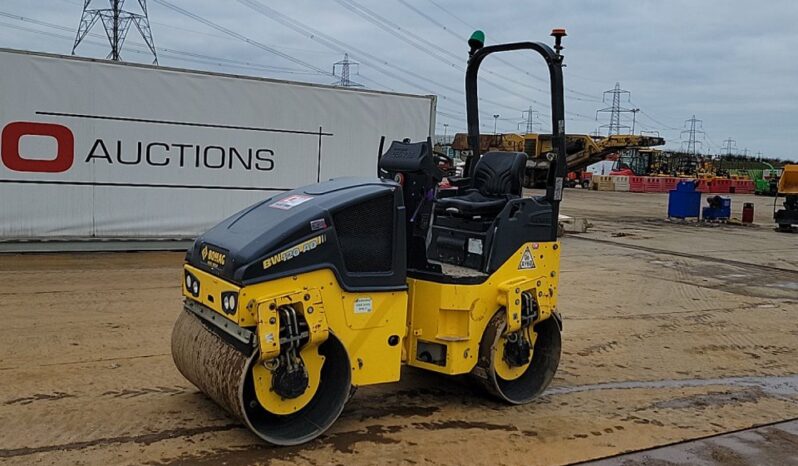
747, 167, 782, 196
611, 148, 668, 177
774, 164, 798, 232
451, 132, 665, 187
171, 30, 568, 445
523, 134, 665, 187
713, 160, 781, 195
609, 146, 789, 181
449, 127, 790, 194
609, 147, 716, 178
449, 132, 526, 167
448, 132, 526, 181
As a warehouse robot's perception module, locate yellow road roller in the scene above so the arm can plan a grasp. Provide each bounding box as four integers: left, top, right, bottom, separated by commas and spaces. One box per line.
172, 29, 569, 445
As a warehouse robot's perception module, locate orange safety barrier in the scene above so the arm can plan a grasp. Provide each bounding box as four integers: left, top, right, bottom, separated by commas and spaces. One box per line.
695, 178, 710, 192
732, 179, 754, 194
629, 176, 646, 192
711, 178, 732, 193
660, 177, 679, 192
643, 176, 663, 193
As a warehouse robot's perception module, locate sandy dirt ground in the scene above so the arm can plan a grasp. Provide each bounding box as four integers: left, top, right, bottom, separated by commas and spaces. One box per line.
589, 419, 798, 465
0, 190, 796, 465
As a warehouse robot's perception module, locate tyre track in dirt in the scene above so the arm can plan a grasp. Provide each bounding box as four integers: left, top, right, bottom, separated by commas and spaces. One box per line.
571, 236, 798, 276
0, 424, 241, 459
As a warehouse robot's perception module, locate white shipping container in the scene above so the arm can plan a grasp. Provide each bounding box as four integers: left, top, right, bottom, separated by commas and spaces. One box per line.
0, 49, 436, 240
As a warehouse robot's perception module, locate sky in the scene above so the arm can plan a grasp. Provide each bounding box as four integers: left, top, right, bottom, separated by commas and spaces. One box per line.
1, 0, 796, 160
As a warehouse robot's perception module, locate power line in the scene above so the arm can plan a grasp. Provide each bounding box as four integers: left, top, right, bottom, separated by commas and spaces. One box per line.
336, 0, 599, 119
72, 0, 157, 63
355, 73, 396, 91
331, 53, 363, 87
520, 106, 540, 133
3, 3, 591, 133
627, 100, 682, 131
640, 110, 679, 130
235, 0, 530, 125
620, 112, 658, 133
237, 0, 597, 127
705, 132, 720, 153
680, 115, 704, 156
27, 13, 479, 131
418, 0, 604, 99
722, 137, 737, 156
423, 0, 479, 32
0, 11, 332, 77
0, 20, 95, 44
395, 0, 600, 103
2, 12, 508, 135
0, 10, 77, 33
331, 0, 555, 108
596, 82, 634, 135
151, 0, 337, 78
57, 0, 333, 53
333, 0, 461, 69
237, 0, 451, 93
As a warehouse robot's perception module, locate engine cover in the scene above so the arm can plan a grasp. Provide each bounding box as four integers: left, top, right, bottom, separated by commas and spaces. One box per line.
185, 177, 407, 291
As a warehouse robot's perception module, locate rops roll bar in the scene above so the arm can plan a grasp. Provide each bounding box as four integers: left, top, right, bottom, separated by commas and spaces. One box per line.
465, 29, 568, 234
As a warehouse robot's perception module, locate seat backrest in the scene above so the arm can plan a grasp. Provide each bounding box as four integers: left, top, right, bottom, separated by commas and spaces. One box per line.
472, 151, 526, 197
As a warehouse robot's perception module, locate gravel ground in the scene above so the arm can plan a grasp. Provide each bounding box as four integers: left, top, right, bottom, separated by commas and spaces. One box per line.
0, 190, 795, 465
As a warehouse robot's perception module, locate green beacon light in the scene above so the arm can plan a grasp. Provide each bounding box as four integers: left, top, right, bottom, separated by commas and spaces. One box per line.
468, 30, 485, 55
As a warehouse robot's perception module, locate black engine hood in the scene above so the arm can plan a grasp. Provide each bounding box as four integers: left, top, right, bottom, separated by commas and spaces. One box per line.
186, 177, 406, 290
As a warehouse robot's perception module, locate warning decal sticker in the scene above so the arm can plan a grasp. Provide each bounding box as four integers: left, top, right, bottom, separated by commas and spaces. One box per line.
519, 247, 536, 269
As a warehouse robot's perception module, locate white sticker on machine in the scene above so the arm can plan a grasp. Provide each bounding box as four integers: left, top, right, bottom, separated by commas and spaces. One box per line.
519, 247, 536, 269
354, 297, 373, 314
270, 194, 314, 210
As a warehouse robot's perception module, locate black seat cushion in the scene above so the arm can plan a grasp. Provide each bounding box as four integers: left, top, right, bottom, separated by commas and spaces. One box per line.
436, 190, 510, 216
435, 152, 526, 217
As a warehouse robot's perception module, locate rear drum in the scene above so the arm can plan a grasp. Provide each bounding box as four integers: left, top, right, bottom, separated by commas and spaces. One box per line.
471, 311, 562, 404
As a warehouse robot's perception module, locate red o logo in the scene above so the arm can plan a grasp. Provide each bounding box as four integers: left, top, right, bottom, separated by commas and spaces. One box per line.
1, 122, 74, 173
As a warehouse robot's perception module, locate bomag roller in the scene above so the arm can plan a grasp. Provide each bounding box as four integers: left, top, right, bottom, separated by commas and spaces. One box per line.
171, 29, 569, 445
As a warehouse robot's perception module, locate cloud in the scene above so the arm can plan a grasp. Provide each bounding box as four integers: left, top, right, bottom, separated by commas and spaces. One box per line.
0, 0, 795, 159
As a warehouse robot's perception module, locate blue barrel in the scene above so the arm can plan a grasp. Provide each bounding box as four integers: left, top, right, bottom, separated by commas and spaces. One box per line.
668, 180, 701, 219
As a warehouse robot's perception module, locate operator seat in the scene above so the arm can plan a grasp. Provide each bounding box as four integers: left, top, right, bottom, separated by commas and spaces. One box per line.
436, 151, 526, 217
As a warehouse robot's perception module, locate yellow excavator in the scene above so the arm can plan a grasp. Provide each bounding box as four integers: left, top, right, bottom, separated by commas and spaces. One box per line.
171, 29, 569, 445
